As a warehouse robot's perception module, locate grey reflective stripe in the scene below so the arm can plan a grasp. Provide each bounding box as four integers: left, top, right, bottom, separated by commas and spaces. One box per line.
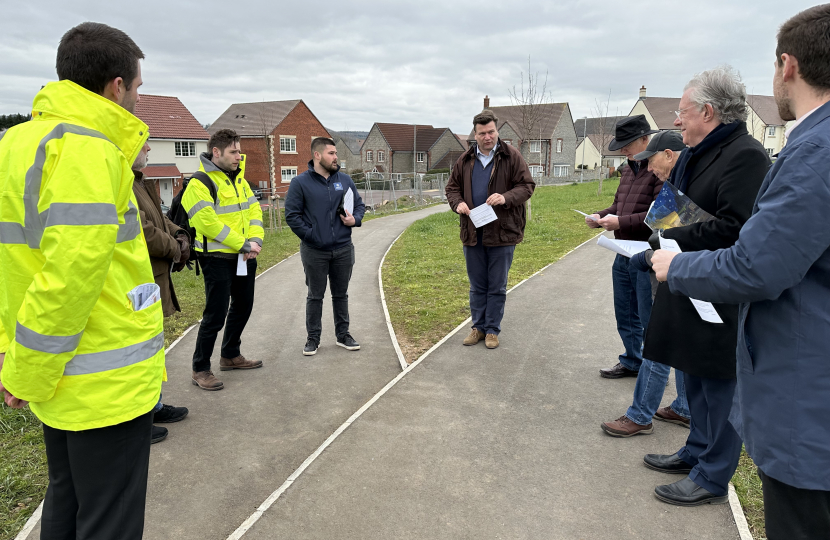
41, 202, 118, 227
16, 322, 83, 355
249, 219, 263, 227
247, 196, 258, 205
0, 129, 7, 143
193, 239, 232, 251
0, 222, 26, 244
63, 332, 163, 376
214, 201, 249, 215
214, 225, 231, 243
116, 201, 140, 243
250, 237, 263, 247
24, 124, 114, 249
187, 200, 212, 219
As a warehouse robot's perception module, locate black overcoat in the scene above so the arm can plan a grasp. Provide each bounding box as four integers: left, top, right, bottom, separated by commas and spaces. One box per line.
643, 123, 770, 379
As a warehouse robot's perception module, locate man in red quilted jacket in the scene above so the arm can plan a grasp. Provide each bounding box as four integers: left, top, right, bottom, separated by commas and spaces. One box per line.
586, 115, 662, 381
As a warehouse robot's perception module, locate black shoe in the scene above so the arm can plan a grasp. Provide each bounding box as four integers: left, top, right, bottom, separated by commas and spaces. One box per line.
151, 425, 168, 444
654, 476, 728, 506
643, 452, 694, 474
153, 404, 189, 423
303, 338, 319, 356
599, 362, 638, 379
336, 334, 360, 351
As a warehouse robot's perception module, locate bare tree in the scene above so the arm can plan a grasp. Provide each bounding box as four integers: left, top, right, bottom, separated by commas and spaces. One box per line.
590, 90, 615, 196
508, 56, 550, 157
257, 105, 281, 231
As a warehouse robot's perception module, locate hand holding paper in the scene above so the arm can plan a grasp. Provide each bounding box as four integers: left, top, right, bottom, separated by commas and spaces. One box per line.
469, 204, 498, 228
655, 234, 723, 323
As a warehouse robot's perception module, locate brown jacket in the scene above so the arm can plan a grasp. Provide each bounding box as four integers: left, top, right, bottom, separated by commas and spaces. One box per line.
132, 171, 184, 317
597, 160, 663, 241
445, 140, 536, 246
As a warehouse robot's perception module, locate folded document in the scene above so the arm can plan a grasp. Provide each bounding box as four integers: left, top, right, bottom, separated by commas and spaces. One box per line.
596, 236, 650, 258
128, 283, 160, 311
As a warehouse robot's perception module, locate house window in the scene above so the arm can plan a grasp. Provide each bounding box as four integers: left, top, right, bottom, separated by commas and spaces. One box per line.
767, 126, 776, 137
279, 136, 297, 153
530, 140, 541, 153
340, 161, 346, 170
556, 139, 563, 153
766, 148, 775, 157
366, 150, 373, 162
175, 141, 196, 157
529, 165, 544, 177
280, 167, 298, 183
377, 151, 385, 162
259, 181, 268, 189
416, 152, 425, 163
553, 165, 569, 177
503, 140, 512, 146
391, 173, 402, 181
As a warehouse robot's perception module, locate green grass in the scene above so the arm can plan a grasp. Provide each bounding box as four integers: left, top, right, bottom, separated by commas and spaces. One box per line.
381, 179, 766, 535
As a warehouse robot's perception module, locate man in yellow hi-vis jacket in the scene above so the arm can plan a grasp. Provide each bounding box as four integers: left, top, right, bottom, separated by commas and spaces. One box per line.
183, 129, 264, 391
0, 23, 163, 539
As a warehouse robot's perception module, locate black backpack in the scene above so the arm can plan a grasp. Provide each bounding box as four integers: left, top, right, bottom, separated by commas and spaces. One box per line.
167, 172, 217, 275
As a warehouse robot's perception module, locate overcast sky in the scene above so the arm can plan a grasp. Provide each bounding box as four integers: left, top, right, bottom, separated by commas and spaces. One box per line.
0, 0, 815, 135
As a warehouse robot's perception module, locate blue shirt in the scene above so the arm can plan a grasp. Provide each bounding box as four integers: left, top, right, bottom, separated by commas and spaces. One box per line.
476, 143, 499, 168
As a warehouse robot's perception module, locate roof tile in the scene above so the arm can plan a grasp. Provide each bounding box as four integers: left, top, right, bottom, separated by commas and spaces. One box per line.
134, 95, 209, 140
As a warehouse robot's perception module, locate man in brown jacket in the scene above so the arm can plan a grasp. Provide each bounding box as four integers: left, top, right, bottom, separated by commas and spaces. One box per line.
585, 115, 661, 380
132, 142, 190, 443
445, 110, 535, 349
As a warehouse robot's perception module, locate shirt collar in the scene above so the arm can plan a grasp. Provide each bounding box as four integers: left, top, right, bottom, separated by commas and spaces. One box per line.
785, 104, 823, 140
476, 142, 499, 158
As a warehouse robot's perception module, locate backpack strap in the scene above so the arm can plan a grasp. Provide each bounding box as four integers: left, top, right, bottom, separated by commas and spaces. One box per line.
190, 171, 218, 254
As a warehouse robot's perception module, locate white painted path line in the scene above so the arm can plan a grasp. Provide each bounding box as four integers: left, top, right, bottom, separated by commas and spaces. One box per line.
729, 483, 755, 540
378, 229, 409, 371
13, 501, 42, 540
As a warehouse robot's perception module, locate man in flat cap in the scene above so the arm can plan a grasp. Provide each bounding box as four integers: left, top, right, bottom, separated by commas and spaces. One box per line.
585, 115, 661, 381
600, 130, 691, 438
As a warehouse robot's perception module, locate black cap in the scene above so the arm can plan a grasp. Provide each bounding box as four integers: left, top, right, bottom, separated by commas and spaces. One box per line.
608, 114, 659, 151
632, 130, 686, 161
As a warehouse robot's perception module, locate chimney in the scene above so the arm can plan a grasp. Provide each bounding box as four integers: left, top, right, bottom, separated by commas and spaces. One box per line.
639, 86, 647, 100
484, 95, 490, 109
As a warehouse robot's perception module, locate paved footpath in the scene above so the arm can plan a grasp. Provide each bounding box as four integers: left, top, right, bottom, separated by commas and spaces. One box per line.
26, 214, 740, 539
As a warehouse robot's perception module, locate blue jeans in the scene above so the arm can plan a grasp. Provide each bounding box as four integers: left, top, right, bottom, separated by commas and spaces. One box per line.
626, 360, 689, 425
611, 254, 651, 371
463, 231, 515, 336
152, 395, 163, 414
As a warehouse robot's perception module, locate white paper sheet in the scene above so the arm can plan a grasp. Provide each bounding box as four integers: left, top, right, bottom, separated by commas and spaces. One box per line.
343, 187, 354, 215
127, 283, 160, 311
596, 235, 650, 258
237, 253, 248, 276
469, 204, 498, 228
658, 233, 723, 323
573, 209, 615, 221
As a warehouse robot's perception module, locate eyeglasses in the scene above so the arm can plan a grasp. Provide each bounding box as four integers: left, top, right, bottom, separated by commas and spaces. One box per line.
674, 106, 694, 119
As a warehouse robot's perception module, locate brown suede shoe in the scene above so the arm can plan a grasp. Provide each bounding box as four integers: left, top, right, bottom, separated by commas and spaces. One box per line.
654, 406, 690, 428
463, 328, 485, 346
192, 370, 224, 391
219, 355, 263, 371
485, 334, 499, 349
601, 415, 654, 437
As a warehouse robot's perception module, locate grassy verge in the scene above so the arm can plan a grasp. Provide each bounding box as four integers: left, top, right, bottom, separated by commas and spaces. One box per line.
381, 179, 765, 536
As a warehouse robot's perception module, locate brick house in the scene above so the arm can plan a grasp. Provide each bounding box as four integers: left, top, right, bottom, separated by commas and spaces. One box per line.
467, 96, 578, 178
360, 123, 465, 178
208, 100, 330, 196
133, 94, 209, 205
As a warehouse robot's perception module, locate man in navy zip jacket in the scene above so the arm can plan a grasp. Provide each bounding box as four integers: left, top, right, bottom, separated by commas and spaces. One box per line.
285, 137, 365, 356
653, 6, 830, 537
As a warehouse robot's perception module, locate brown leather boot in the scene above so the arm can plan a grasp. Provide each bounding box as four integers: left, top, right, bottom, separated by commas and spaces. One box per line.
192, 370, 224, 391
463, 328, 485, 346
654, 406, 690, 428
219, 355, 263, 371
601, 415, 654, 437
485, 334, 499, 349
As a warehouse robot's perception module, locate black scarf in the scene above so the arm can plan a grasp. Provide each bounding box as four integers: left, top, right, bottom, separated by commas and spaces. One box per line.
671, 121, 740, 192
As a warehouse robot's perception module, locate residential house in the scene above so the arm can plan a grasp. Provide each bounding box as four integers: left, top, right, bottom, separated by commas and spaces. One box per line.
746, 95, 788, 157
574, 116, 627, 170
467, 96, 577, 178
328, 129, 366, 174
208, 100, 330, 196
628, 87, 680, 132
133, 94, 210, 205
360, 123, 465, 179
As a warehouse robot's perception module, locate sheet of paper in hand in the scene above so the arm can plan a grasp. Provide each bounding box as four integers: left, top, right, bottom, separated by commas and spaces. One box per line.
469, 204, 498, 228
343, 187, 354, 215
645, 181, 714, 231
597, 235, 650, 258
658, 232, 723, 324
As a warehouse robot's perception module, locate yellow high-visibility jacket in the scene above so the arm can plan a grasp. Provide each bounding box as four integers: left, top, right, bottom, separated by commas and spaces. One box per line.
182, 153, 264, 254
0, 80, 164, 431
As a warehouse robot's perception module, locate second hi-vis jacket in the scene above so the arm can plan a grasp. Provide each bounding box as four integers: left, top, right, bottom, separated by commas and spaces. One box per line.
0, 80, 165, 431
182, 153, 264, 255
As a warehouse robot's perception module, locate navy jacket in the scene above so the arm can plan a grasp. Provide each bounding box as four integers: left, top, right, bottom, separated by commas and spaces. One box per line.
285, 162, 365, 251
668, 101, 830, 490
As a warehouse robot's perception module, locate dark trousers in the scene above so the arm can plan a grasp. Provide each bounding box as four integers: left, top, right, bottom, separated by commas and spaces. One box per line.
192, 255, 257, 372
300, 242, 354, 342
678, 374, 743, 496
463, 231, 515, 336
611, 254, 652, 371
40, 412, 153, 540
760, 469, 830, 540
